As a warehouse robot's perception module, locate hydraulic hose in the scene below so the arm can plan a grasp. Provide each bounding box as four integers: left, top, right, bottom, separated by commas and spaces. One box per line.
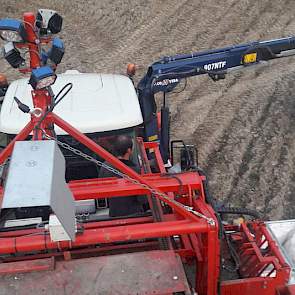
217, 207, 261, 220
195, 167, 260, 284
196, 167, 222, 235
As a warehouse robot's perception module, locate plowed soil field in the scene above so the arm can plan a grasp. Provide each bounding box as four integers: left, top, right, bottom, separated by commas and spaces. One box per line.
1, 0, 295, 219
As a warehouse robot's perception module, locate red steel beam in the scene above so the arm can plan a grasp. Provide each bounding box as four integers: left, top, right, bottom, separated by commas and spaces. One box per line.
0, 120, 34, 165
207, 229, 219, 295
69, 172, 202, 200
69, 172, 201, 187
2, 241, 159, 263
0, 219, 209, 255
23, 13, 40, 69
0, 216, 155, 238
240, 223, 282, 270
145, 141, 166, 173
136, 137, 152, 173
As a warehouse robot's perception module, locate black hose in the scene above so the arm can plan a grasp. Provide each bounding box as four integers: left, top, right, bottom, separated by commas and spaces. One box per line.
33, 83, 73, 138
217, 207, 261, 219
195, 168, 215, 204
196, 167, 223, 237
223, 232, 240, 272
195, 167, 260, 289
53, 83, 73, 106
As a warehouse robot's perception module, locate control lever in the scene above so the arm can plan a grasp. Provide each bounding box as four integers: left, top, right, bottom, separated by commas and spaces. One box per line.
14, 97, 30, 113
14, 97, 42, 117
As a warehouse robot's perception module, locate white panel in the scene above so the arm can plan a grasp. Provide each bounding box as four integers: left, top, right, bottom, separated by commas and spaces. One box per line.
0, 72, 143, 135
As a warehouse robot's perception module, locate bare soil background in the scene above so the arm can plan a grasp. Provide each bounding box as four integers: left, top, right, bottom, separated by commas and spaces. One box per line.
1, 0, 295, 220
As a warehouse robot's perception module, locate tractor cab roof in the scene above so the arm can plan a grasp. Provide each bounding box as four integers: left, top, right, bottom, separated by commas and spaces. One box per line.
0, 70, 143, 135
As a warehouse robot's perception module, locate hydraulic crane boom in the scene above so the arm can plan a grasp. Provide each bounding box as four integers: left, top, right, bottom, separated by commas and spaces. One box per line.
140, 36, 295, 92
137, 36, 295, 159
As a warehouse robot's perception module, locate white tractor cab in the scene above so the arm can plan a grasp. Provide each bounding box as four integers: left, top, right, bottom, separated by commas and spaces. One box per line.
0, 70, 144, 182
0, 69, 195, 220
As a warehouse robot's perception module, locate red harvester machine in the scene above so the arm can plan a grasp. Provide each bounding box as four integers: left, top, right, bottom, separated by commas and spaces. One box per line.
0, 10, 294, 295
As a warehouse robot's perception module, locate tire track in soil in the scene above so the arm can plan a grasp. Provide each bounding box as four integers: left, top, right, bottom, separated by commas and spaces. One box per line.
199, 41, 292, 169
196, 63, 292, 182
243, 75, 295, 219
164, 1, 253, 143
169, 0, 267, 140
222, 78, 288, 204
171, 0, 283, 122
197, 5, 294, 214
199, 66, 295, 218
172, 0, 292, 164
92, 0, 190, 71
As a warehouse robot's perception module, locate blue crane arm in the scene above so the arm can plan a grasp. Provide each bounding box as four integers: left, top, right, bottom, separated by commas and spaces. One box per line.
136, 36, 295, 159
139, 36, 295, 94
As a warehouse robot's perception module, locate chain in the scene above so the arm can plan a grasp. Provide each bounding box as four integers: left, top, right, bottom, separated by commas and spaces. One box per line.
44, 133, 215, 226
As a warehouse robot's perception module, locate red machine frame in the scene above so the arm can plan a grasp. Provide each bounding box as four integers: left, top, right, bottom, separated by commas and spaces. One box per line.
0, 11, 293, 295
